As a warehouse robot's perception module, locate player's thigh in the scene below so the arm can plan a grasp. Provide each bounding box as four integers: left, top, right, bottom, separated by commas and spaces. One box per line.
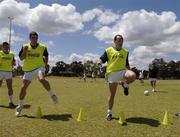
6, 78, 13, 89
108, 70, 126, 83
37, 67, 46, 80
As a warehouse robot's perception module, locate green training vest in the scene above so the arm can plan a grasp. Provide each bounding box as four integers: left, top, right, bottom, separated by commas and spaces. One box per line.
0, 51, 14, 72
22, 43, 46, 72
106, 47, 128, 75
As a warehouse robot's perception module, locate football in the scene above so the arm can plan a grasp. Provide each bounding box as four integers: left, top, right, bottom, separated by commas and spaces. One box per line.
144, 90, 149, 96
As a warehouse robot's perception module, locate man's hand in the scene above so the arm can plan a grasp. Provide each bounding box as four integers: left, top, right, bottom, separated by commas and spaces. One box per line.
45, 64, 50, 74
96, 59, 102, 66
23, 46, 28, 53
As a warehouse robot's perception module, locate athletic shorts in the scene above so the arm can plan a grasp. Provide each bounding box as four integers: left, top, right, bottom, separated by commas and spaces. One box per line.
0, 71, 12, 80
23, 67, 45, 81
108, 70, 127, 83
149, 78, 157, 82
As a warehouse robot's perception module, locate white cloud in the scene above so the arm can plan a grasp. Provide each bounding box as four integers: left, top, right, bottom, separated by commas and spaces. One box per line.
93, 9, 180, 69
82, 8, 119, 25
48, 53, 100, 67
48, 54, 65, 66
1, 1, 180, 70
0, 27, 23, 44
129, 46, 158, 69
69, 53, 100, 63
82, 8, 102, 22
27, 3, 83, 34
97, 10, 119, 25
0, 0, 83, 34
43, 40, 55, 48
0, 0, 30, 27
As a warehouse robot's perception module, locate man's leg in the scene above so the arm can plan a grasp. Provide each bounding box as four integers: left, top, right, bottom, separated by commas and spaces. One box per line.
107, 83, 118, 121
122, 70, 136, 95
6, 79, 15, 107
38, 71, 58, 104
0, 80, 3, 87
152, 80, 156, 92
0, 80, 3, 88
0, 80, 2, 104
150, 79, 155, 91
15, 80, 31, 117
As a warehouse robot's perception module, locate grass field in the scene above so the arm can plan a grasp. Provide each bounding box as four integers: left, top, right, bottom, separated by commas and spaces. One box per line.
0, 77, 180, 137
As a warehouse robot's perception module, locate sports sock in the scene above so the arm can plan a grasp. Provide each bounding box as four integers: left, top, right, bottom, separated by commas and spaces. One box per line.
19, 100, 23, 107
124, 82, 129, 88
9, 95, 13, 103
48, 90, 55, 96
107, 109, 112, 114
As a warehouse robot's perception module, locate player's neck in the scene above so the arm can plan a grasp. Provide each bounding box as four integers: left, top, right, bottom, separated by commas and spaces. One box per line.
30, 43, 38, 48
3, 50, 9, 54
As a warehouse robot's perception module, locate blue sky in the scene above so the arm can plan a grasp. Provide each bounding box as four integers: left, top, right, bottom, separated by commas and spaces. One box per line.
0, 0, 180, 69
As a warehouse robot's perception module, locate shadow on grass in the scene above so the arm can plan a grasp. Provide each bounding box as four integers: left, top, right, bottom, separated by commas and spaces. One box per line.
22, 114, 73, 121
126, 117, 160, 127
156, 90, 168, 93
23, 104, 31, 109
0, 104, 31, 109
0, 105, 16, 109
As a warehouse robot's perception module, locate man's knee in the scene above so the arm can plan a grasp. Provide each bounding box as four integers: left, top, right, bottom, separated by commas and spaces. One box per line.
125, 70, 136, 83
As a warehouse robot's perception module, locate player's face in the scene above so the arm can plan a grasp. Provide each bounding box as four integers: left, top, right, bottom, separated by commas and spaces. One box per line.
2, 44, 9, 53
30, 35, 38, 44
114, 36, 123, 49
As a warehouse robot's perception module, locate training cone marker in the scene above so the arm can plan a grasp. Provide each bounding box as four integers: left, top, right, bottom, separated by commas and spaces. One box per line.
162, 111, 171, 125
77, 108, 83, 122
35, 106, 43, 118
118, 112, 126, 125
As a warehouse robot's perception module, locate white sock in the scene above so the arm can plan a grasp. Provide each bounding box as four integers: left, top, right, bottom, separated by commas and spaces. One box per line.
9, 95, 13, 103
19, 100, 24, 107
124, 82, 129, 88
107, 109, 112, 114
48, 90, 55, 96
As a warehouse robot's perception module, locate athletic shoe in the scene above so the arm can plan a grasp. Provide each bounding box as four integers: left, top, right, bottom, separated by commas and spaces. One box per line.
121, 83, 129, 96
8, 102, 15, 108
152, 88, 155, 92
15, 105, 23, 117
123, 87, 129, 96
51, 94, 58, 104
175, 112, 180, 116
106, 114, 112, 121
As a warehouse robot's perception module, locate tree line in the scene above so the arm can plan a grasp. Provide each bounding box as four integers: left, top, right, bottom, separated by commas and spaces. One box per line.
13, 58, 180, 79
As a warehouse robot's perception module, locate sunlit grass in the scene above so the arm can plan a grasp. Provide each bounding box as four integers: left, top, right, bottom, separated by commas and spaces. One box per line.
0, 77, 180, 137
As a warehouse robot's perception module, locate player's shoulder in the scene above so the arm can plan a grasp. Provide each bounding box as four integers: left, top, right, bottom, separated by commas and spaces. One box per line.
9, 51, 15, 55
122, 48, 128, 52
106, 46, 113, 51
39, 43, 47, 49
39, 43, 46, 46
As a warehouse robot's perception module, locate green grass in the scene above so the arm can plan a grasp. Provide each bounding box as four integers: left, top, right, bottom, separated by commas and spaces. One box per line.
0, 77, 180, 137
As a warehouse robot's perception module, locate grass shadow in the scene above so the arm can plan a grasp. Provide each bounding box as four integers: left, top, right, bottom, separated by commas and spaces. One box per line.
22, 114, 73, 121
23, 104, 31, 109
0, 104, 31, 109
112, 117, 119, 120
156, 90, 168, 93
0, 105, 16, 109
126, 117, 160, 127
42, 114, 73, 121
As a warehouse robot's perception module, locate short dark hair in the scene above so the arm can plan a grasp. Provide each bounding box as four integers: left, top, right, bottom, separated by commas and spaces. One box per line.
29, 31, 38, 38
114, 34, 123, 41
2, 42, 9, 46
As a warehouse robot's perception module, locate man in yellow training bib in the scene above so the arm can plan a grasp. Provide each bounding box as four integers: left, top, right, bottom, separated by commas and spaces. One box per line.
97, 34, 136, 121
15, 32, 58, 117
0, 42, 16, 107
